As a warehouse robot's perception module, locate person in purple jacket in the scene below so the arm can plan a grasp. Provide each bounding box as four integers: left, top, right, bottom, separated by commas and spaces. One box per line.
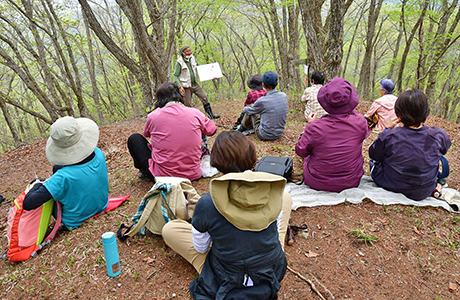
369, 89, 451, 200
295, 77, 370, 192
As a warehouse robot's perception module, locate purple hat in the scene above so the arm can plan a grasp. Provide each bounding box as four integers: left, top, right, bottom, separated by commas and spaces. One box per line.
317, 77, 359, 114
380, 78, 395, 94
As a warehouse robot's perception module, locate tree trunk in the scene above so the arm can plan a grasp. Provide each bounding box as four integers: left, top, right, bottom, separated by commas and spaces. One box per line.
0, 90, 53, 124
342, 1, 366, 78
396, 0, 429, 93
14, 0, 72, 116
0, 95, 22, 146
95, 42, 117, 118
0, 45, 61, 121
42, 0, 93, 119
387, 8, 404, 79
288, 4, 301, 90
299, 0, 351, 80
324, 0, 345, 78
267, 0, 290, 90
424, 0, 460, 116
115, 0, 168, 84
357, 0, 383, 99
82, 10, 105, 123
298, 0, 325, 75
78, 0, 154, 105
445, 55, 460, 120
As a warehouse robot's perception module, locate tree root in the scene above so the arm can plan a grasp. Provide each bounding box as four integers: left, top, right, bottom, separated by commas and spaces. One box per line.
287, 265, 335, 300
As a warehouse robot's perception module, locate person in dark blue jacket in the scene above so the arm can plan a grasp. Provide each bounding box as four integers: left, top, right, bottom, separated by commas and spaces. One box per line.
162, 131, 292, 299
369, 89, 451, 200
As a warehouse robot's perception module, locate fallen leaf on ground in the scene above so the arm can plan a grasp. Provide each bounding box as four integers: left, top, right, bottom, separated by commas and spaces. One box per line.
449, 282, 457, 292
305, 251, 320, 258
369, 225, 379, 232
143, 257, 155, 264
375, 217, 390, 226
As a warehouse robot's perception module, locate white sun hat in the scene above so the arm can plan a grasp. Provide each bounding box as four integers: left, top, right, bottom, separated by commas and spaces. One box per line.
45, 116, 99, 165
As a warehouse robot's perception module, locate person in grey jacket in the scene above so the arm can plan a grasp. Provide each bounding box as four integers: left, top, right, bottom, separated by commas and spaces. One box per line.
240, 71, 288, 140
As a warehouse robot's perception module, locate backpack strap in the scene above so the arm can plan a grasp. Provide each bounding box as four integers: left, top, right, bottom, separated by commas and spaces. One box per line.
160, 189, 177, 222
180, 180, 200, 217
31, 201, 62, 257
42, 201, 61, 242
117, 224, 133, 241
117, 193, 161, 240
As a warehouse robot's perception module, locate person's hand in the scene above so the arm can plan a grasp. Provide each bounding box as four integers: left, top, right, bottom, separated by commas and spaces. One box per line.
307, 113, 317, 123
29, 178, 45, 185
386, 117, 400, 129
179, 87, 185, 95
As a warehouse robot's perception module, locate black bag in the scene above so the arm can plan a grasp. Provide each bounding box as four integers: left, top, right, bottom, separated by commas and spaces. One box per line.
365, 113, 379, 128
254, 156, 293, 178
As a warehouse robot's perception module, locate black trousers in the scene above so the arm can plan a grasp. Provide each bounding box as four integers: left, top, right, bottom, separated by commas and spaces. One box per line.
127, 133, 155, 181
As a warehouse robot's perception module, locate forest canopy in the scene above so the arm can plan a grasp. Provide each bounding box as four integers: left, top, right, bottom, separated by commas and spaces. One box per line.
0, 0, 459, 152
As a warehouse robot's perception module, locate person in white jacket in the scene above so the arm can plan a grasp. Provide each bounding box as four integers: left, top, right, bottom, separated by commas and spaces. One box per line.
301, 70, 327, 121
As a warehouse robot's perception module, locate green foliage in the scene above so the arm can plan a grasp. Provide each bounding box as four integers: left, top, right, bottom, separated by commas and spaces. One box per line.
349, 226, 378, 245
1, 0, 460, 151
96, 255, 106, 266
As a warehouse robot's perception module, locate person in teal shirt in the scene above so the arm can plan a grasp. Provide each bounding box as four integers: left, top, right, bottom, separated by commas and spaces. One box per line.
172, 45, 220, 119
24, 116, 109, 230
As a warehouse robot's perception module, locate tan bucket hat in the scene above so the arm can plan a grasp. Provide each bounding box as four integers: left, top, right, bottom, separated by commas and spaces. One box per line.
210, 171, 286, 231
45, 116, 99, 165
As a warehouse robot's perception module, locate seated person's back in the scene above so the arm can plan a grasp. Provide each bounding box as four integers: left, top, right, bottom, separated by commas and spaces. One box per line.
301, 70, 327, 120
24, 117, 109, 230
369, 89, 451, 200
161, 131, 291, 299
145, 102, 216, 179
365, 78, 397, 131
296, 77, 370, 192
242, 71, 288, 141
127, 82, 217, 182
244, 74, 266, 106
232, 75, 266, 130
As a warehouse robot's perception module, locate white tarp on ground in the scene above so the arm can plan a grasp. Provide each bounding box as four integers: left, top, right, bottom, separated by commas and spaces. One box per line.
286, 175, 459, 213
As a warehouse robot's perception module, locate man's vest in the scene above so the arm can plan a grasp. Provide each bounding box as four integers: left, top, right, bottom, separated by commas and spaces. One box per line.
177, 55, 198, 88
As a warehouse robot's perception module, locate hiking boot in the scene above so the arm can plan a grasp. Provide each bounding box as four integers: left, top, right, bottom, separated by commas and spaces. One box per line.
204, 104, 220, 119
138, 171, 154, 182
233, 124, 242, 131
242, 129, 255, 136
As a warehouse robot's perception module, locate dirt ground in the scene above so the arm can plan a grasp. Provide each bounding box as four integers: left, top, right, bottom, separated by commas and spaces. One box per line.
0, 95, 460, 299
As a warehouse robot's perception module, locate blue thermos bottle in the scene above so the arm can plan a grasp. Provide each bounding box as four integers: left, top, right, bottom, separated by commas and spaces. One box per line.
102, 232, 121, 277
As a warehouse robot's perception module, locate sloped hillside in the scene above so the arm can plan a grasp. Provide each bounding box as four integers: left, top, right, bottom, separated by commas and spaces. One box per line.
0, 97, 459, 299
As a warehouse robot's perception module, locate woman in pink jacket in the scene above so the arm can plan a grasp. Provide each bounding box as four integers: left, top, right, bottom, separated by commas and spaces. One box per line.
364, 79, 397, 131
295, 77, 370, 192
127, 82, 217, 182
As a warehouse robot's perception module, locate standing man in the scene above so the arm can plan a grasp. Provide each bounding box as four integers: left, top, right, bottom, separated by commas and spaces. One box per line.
172, 45, 220, 119
240, 71, 288, 141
